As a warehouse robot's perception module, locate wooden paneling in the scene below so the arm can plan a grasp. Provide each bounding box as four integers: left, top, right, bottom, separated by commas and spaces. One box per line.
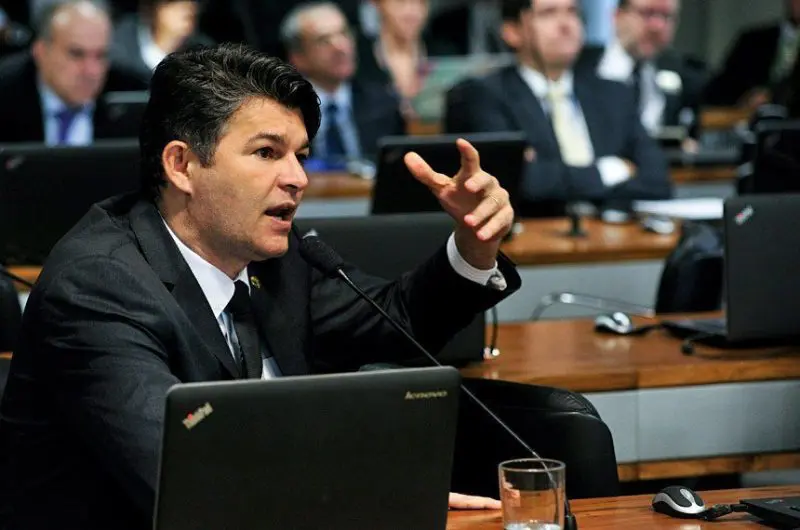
618, 452, 800, 482
447, 485, 800, 529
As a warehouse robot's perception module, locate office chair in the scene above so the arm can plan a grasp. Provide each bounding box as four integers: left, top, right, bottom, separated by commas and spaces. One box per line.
0, 273, 21, 353
451, 378, 620, 500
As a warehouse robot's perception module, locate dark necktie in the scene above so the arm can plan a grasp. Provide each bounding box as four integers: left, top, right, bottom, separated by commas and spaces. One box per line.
324, 102, 347, 160
631, 62, 643, 114
55, 107, 80, 145
225, 280, 263, 379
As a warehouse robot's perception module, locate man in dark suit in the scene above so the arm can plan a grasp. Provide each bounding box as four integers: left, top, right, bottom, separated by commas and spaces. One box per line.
576, 0, 707, 150
445, 0, 671, 218
704, 0, 800, 107
109, 0, 213, 83
0, 44, 519, 529
282, 1, 406, 167
0, 0, 147, 144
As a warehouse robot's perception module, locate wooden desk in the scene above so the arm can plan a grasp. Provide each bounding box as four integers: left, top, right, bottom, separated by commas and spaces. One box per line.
463, 318, 800, 393
670, 165, 737, 184
447, 486, 800, 529
7, 218, 676, 288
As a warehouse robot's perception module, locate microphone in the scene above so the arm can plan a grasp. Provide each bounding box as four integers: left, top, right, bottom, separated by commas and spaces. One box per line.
0, 265, 34, 289
299, 234, 578, 530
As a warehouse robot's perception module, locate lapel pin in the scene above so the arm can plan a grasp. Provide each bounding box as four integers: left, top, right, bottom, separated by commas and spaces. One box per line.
250, 276, 261, 289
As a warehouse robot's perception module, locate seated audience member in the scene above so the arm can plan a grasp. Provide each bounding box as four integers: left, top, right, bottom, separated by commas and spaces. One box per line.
199, 0, 362, 60
0, 43, 519, 529
445, 0, 671, 217
577, 0, 707, 151
281, 2, 405, 168
0, 0, 148, 145
110, 0, 212, 82
705, 0, 800, 107
357, 0, 457, 114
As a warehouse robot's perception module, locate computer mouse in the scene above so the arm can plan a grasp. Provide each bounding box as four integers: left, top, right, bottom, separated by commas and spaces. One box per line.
652, 486, 707, 518
593, 312, 634, 335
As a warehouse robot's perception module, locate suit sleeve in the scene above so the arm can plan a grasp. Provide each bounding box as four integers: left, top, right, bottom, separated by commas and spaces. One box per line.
37, 256, 177, 521
309, 245, 520, 372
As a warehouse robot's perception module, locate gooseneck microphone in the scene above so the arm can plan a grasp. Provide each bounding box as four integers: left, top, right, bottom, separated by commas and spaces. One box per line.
299, 234, 578, 530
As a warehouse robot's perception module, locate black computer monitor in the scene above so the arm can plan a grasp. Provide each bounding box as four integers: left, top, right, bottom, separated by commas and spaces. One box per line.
102, 90, 149, 134
0, 140, 141, 264
370, 132, 528, 215
295, 212, 485, 367
744, 119, 800, 194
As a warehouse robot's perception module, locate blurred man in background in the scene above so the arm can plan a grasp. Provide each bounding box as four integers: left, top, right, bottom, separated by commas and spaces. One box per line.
282, 1, 405, 168
577, 0, 707, 151
0, 0, 146, 144
705, 0, 800, 107
445, 0, 670, 218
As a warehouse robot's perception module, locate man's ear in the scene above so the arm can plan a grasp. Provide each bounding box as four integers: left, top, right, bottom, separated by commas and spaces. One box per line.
31, 39, 45, 64
161, 140, 196, 195
501, 21, 522, 50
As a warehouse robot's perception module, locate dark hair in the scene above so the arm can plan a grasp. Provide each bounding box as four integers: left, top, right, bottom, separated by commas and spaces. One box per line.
139, 43, 321, 201
501, 0, 533, 21
617, 0, 631, 7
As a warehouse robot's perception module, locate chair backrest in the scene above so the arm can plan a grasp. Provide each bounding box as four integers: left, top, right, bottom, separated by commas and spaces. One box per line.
0, 273, 22, 352
451, 378, 620, 500
654, 221, 724, 314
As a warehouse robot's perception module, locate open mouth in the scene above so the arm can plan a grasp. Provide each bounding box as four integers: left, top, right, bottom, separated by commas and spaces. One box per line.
264, 204, 296, 222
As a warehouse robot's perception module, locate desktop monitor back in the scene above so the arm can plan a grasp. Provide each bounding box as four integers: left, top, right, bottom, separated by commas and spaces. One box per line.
295, 212, 485, 366
0, 140, 141, 264
744, 119, 800, 194
722, 194, 800, 342
371, 132, 527, 215
154, 367, 461, 530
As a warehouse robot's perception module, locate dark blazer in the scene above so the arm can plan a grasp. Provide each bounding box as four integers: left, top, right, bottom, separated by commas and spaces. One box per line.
0, 194, 519, 530
576, 45, 708, 139
704, 23, 782, 106
351, 79, 407, 160
0, 52, 149, 144
109, 14, 215, 84
445, 65, 672, 217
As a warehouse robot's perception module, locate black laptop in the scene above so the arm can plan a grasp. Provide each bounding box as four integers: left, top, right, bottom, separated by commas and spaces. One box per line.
0, 140, 141, 264
295, 212, 484, 367
663, 194, 800, 344
740, 496, 800, 528
154, 367, 460, 530
370, 131, 527, 214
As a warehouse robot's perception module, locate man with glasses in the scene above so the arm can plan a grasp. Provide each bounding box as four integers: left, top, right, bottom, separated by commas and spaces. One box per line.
577, 0, 707, 151
280, 1, 406, 170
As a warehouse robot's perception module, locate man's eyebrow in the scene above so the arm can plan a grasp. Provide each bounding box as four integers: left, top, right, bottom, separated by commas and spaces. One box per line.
246, 132, 311, 152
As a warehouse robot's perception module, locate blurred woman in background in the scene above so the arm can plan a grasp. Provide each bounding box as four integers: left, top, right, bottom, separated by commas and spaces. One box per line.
110, 0, 212, 82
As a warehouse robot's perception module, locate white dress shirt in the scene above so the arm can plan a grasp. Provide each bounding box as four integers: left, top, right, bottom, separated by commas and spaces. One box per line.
517, 65, 632, 188
163, 222, 504, 379
597, 38, 665, 137
39, 82, 94, 146
138, 24, 168, 71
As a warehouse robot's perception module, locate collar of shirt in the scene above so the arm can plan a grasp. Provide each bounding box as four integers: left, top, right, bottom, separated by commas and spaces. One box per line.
597, 38, 639, 82
162, 219, 250, 320
314, 82, 353, 114
517, 64, 574, 100
138, 23, 168, 71
38, 80, 95, 117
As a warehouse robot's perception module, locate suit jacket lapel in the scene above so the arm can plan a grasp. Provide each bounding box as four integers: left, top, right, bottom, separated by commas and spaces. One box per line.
248, 257, 309, 376
502, 68, 560, 153
129, 200, 242, 378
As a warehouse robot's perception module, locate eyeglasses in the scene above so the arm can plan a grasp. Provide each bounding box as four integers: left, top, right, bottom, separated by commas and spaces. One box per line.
624, 6, 677, 23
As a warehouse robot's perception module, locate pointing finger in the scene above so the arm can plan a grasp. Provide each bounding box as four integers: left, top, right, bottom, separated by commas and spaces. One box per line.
455, 139, 481, 182
404, 151, 450, 191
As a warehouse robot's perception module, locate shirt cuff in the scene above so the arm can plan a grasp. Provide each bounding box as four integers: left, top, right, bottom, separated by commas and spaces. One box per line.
446, 233, 505, 289
596, 156, 632, 188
